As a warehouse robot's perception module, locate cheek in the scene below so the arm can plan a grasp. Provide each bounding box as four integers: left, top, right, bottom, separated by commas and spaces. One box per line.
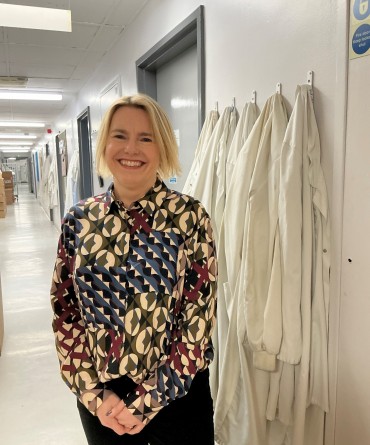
104, 144, 116, 163
151, 148, 161, 167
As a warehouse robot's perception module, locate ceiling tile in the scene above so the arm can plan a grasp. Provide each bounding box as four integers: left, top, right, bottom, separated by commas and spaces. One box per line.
10, 63, 75, 80
5, 23, 101, 49
90, 25, 123, 52
105, 0, 148, 26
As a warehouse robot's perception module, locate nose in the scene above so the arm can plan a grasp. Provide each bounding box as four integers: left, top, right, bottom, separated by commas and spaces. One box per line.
124, 138, 139, 154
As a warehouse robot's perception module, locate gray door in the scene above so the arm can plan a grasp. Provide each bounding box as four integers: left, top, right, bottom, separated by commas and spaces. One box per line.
77, 107, 93, 199
156, 45, 198, 192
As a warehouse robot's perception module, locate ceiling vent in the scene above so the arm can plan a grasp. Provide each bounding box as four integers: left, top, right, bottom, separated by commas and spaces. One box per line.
0, 76, 28, 88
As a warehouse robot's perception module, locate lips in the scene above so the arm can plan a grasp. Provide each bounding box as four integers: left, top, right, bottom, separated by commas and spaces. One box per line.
119, 159, 144, 167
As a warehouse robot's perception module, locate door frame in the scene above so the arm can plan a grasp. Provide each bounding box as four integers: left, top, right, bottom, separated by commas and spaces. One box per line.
136, 5, 205, 133
77, 106, 93, 199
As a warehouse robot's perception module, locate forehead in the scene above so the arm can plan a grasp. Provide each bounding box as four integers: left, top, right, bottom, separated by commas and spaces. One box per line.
110, 106, 152, 129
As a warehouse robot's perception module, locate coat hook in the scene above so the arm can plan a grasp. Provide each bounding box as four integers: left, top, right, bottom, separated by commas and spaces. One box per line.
307, 70, 314, 102
251, 90, 257, 104
215, 101, 218, 112
276, 83, 282, 94
231, 97, 236, 111
307, 70, 313, 86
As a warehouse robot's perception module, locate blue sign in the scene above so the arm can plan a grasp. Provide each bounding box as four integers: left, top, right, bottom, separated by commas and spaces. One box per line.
352, 23, 370, 54
169, 177, 177, 184
353, 0, 370, 20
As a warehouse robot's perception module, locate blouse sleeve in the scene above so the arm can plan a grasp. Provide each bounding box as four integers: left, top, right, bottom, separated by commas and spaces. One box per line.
124, 204, 218, 425
50, 213, 106, 414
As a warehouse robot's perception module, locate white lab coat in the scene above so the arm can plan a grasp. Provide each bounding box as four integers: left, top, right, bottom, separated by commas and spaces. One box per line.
225, 101, 259, 192
265, 85, 330, 444
64, 149, 80, 214
182, 109, 219, 196
215, 93, 288, 445
210, 102, 258, 401
242, 94, 288, 370
188, 106, 236, 400
190, 106, 237, 238
48, 156, 59, 209
213, 108, 237, 238
39, 155, 52, 212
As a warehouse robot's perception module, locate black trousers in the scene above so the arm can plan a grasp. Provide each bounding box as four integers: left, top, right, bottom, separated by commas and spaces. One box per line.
77, 369, 214, 445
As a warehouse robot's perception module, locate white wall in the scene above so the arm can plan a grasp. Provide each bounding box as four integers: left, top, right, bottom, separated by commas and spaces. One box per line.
51, 1, 356, 443
335, 52, 370, 444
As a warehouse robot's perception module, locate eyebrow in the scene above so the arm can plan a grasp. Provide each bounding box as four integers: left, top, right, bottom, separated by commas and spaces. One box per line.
110, 129, 153, 137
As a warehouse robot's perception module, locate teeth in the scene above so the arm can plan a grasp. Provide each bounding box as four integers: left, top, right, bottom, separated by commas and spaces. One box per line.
119, 160, 143, 167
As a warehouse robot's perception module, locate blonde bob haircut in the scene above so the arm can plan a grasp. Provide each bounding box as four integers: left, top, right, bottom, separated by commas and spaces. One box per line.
95, 93, 182, 179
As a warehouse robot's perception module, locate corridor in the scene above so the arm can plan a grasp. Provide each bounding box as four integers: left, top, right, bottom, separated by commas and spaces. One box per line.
0, 184, 86, 444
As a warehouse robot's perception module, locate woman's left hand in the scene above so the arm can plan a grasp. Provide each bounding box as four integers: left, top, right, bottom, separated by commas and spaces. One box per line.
111, 403, 145, 435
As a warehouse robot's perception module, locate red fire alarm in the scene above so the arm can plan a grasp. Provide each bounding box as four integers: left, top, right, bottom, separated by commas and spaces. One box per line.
47, 128, 52, 134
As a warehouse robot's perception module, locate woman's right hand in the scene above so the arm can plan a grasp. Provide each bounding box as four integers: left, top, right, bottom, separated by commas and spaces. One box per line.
96, 390, 127, 435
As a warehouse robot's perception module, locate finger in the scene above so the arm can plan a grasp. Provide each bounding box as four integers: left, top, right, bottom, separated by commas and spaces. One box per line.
126, 424, 144, 435
108, 399, 126, 417
110, 423, 127, 436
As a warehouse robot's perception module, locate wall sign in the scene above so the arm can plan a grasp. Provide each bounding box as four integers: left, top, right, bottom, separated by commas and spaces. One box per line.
350, 0, 370, 59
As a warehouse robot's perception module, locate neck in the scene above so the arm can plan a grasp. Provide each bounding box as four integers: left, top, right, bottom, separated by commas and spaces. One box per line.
114, 177, 157, 208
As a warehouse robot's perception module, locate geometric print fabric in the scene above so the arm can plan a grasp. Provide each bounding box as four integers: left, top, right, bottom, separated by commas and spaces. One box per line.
50, 178, 217, 425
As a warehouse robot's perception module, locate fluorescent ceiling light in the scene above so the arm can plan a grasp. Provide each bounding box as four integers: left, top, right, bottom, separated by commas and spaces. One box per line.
1, 149, 30, 153
0, 4, 72, 32
0, 91, 62, 101
7, 157, 17, 160
0, 122, 45, 127
0, 141, 33, 146
0, 134, 37, 139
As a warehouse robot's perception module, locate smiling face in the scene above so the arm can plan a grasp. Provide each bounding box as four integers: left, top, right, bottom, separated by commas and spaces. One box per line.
105, 105, 161, 206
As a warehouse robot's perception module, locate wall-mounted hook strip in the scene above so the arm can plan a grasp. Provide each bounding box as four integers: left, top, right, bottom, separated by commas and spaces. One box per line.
251, 90, 257, 104
231, 97, 236, 111
276, 83, 282, 94
307, 70, 314, 103
307, 70, 313, 86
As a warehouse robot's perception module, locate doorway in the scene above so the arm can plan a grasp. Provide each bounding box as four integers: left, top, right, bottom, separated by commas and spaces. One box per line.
55, 131, 67, 220
136, 6, 204, 192
77, 107, 93, 199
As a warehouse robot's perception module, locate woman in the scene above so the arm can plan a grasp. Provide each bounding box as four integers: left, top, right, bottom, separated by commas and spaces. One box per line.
50, 94, 217, 445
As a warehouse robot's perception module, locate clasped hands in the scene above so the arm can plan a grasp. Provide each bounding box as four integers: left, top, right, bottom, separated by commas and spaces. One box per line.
97, 390, 145, 436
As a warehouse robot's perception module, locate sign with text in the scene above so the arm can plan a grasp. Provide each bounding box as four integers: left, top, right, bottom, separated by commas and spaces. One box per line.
350, 0, 370, 59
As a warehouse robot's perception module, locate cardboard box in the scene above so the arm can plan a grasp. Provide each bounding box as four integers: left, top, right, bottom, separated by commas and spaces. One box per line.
5, 189, 14, 205
0, 207, 6, 218
0, 273, 4, 355
0, 192, 5, 204
1, 171, 14, 189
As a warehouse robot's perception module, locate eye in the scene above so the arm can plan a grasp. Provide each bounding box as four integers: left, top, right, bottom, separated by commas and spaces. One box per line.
141, 137, 153, 143
113, 133, 126, 140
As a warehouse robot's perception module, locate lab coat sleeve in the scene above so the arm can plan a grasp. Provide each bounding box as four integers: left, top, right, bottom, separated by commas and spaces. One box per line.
306, 88, 330, 411
277, 101, 304, 365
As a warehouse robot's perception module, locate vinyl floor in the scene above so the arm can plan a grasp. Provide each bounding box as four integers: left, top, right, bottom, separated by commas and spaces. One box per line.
0, 184, 86, 445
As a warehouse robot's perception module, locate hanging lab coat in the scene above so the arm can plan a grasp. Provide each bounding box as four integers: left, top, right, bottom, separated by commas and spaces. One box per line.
48, 156, 59, 209
182, 109, 219, 196
215, 93, 288, 445
190, 106, 236, 237
40, 155, 52, 213
225, 101, 259, 192
189, 106, 236, 400
209, 102, 257, 400
64, 149, 80, 214
213, 108, 237, 239
241, 93, 288, 370
268, 85, 330, 445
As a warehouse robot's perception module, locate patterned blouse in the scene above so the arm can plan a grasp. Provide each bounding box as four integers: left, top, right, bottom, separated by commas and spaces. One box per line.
50, 178, 217, 425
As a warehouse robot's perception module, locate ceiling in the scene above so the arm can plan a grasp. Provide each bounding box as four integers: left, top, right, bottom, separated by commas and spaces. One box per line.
0, 0, 148, 155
